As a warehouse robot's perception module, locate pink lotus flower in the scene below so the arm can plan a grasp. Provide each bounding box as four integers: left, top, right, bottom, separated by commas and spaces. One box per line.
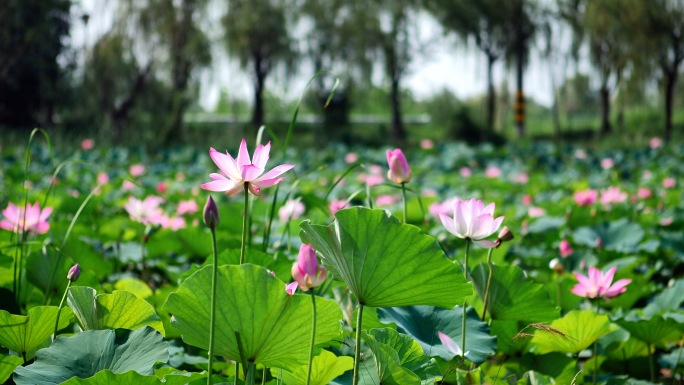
575, 149, 587, 159
420, 139, 434, 149
459, 167, 472, 177
485, 166, 501, 178
660, 217, 673, 226
429, 197, 460, 221
291, 244, 326, 291
600, 187, 628, 205
438, 331, 468, 357
177, 199, 199, 215
201, 139, 295, 196
97, 172, 109, 185
637, 187, 652, 200
663, 177, 676, 189
574, 189, 598, 206
329, 199, 348, 214
278, 199, 305, 222
642, 170, 653, 180
559, 239, 573, 258
387, 148, 412, 184
0, 202, 52, 235
156, 182, 168, 194
439, 198, 504, 248
285, 281, 299, 295
521, 195, 532, 205
67, 264, 81, 282
512, 173, 529, 184
528, 207, 545, 217
376, 194, 398, 207
571, 266, 631, 299
601, 158, 614, 170
122, 180, 136, 191
345, 152, 358, 164
160, 215, 186, 231
124, 196, 165, 225
129, 164, 145, 177
650, 137, 663, 149
81, 138, 94, 150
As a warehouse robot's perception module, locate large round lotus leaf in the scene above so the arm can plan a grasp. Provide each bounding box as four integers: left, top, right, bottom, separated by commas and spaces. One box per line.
270, 350, 353, 385
0, 306, 72, 357
573, 219, 644, 253
163, 264, 342, 372
13, 327, 168, 385
377, 305, 496, 364
67, 286, 164, 335
616, 313, 683, 348
61, 370, 162, 385
362, 328, 440, 385
0, 355, 23, 383
299, 207, 471, 308
531, 310, 617, 354
471, 264, 559, 322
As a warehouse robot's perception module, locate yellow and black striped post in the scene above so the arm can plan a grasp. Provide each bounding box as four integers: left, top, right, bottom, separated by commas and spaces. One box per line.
514, 91, 525, 135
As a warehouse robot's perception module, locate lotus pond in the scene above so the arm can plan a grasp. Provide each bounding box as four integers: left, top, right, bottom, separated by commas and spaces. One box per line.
0, 133, 683, 385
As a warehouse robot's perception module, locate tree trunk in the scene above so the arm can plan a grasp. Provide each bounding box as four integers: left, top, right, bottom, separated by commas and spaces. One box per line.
387, 47, 406, 144
486, 53, 496, 133
515, 49, 525, 138
599, 85, 611, 136
252, 53, 266, 130
664, 67, 677, 142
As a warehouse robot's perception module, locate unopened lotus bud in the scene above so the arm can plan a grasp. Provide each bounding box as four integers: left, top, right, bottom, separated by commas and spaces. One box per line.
67, 264, 81, 282
549, 258, 564, 274
497, 226, 514, 243
203, 195, 219, 229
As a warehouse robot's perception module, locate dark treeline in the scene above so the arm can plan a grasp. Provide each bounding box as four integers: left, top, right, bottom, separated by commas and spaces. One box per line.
1, 0, 684, 146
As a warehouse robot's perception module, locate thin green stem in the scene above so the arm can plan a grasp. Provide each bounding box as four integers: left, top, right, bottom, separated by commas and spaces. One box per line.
13, 241, 20, 304
352, 303, 364, 385
481, 248, 494, 321
306, 289, 317, 385
262, 368, 266, 385
592, 340, 598, 385
245, 362, 256, 385
464, 239, 471, 281
207, 227, 219, 385
234, 364, 239, 385
400, 182, 408, 224
241, 186, 250, 265
54, 280, 72, 339
461, 300, 467, 366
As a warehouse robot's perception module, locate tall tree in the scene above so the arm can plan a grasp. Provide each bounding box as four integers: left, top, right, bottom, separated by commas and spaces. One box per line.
0, 0, 72, 129
508, 0, 538, 138
425, 0, 520, 133
627, 0, 684, 141
223, 0, 296, 130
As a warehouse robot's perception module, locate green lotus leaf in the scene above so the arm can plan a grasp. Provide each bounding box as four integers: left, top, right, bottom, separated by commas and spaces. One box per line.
363, 328, 440, 385
163, 264, 342, 372
114, 278, 153, 299
0, 306, 72, 357
67, 286, 164, 335
270, 349, 353, 385
643, 279, 684, 317
532, 310, 617, 354
573, 219, 644, 253
471, 264, 559, 322
377, 305, 496, 364
61, 370, 162, 385
13, 327, 169, 385
0, 355, 23, 383
617, 313, 683, 348
299, 207, 471, 308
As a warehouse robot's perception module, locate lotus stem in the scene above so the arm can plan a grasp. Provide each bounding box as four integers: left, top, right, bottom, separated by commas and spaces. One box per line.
306, 289, 317, 385
462, 300, 467, 367
207, 227, 218, 385
241, 185, 250, 265
481, 248, 495, 321
245, 362, 256, 385
592, 341, 598, 385
401, 182, 408, 224
463, 239, 471, 281
352, 303, 364, 385
53, 279, 72, 339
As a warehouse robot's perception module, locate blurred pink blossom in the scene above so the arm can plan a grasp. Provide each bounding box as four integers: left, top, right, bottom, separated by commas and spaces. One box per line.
81, 138, 94, 150
278, 199, 305, 222
160, 215, 186, 231
485, 166, 502, 178
122, 180, 136, 191
650, 137, 663, 149
512, 173, 529, 184
329, 199, 348, 214
574, 189, 598, 206
129, 164, 146, 177
438, 331, 468, 357
359, 165, 385, 187
528, 207, 545, 217
177, 199, 199, 215
600, 187, 628, 205
429, 197, 460, 220
345, 152, 358, 163
601, 158, 614, 169
575, 149, 587, 159
124, 196, 165, 225
642, 170, 652, 180
637, 187, 652, 199
97, 172, 109, 184
559, 239, 573, 258
420, 139, 434, 149
660, 217, 673, 226
663, 177, 676, 189
571, 266, 631, 299
521, 195, 532, 205
156, 182, 168, 194
376, 194, 398, 207
0, 202, 52, 235
175, 172, 186, 181
459, 167, 472, 177
422, 188, 437, 197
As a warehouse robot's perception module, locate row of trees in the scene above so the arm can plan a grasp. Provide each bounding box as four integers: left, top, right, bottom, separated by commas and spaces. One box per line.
1, 0, 683, 144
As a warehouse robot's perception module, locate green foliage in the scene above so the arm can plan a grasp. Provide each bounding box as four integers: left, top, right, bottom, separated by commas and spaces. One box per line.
13, 327, 169, 385
0, 306, 72, 358
300, 207, 472, 308
270, 350, 353, 385
531, 310, 617, 354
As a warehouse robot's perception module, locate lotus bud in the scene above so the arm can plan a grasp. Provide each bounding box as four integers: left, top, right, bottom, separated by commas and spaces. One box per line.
496, 226, 514, 245
67, 264, 81, 282
386, 149, 412, 184
549, 258, 564, 274
203, 195, 219, 229
291, 244, 326, 291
